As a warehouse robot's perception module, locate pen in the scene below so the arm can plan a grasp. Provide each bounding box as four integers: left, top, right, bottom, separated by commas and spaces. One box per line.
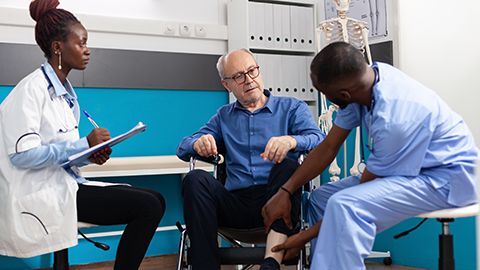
83, 110, 99, 128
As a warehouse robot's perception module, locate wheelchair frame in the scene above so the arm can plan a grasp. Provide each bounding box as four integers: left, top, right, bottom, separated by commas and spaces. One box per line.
176, 154, 310, 270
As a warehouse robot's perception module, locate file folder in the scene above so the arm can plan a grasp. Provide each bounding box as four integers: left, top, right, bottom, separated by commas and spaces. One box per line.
264, 54, 275, 93
264, 3, 274, 48
61, 122, 147, 169
306, 56, 317, 100
273, 4, 283, 49
282, 55, 292, 97
255, 2, 265, 48
256, 54, 270, 92
281, 4, 291, 49
305, 6, 315, 51
290, 5, 301, 50
298, 56, 309, 100
248, 2, 257, 47
273, 54, 283, 96
298, 7, 307, 51
291, 56, 300, 99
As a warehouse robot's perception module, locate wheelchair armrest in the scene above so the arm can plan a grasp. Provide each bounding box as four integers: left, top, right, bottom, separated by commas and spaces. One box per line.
189, 154, 225, 176
189, 154, 224, 166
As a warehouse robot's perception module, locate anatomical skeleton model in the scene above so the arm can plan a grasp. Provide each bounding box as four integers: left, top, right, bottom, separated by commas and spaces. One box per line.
316, 0, 373, 181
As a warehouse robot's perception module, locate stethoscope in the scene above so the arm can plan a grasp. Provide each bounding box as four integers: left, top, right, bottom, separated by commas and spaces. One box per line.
41, 65, 78, 133
358, 66, 378, 173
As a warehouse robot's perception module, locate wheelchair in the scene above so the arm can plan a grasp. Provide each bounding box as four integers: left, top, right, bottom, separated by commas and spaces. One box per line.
176, 153, 311, 270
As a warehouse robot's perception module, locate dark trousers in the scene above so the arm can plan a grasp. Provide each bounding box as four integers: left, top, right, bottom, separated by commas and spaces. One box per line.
182, 158, 301, 270
77, 184, 166, 270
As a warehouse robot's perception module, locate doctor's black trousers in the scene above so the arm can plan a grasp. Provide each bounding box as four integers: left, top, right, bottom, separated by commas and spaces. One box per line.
77, 184, 166, 270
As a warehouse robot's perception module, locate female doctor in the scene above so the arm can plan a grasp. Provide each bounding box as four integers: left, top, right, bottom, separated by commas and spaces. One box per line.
0, 0, 166, 269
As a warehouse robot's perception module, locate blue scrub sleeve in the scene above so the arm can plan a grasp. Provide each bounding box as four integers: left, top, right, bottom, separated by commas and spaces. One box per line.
334, 104, 360, 131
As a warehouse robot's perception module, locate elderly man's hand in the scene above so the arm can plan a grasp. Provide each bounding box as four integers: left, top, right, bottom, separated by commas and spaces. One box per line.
193, 134, 218, 157
261, 136, 297, 163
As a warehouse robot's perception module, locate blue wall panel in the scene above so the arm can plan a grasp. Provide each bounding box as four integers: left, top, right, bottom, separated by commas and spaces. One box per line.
75, 87, 229, 157
0, 86, 229, 269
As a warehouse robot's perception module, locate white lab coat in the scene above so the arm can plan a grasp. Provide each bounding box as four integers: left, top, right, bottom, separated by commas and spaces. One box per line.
0, 68, 79, 257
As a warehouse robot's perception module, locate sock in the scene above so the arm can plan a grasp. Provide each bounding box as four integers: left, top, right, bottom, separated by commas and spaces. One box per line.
259, 257, 280, 270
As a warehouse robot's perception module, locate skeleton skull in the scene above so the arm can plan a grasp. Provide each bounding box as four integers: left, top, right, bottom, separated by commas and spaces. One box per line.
332, 0, 350, 12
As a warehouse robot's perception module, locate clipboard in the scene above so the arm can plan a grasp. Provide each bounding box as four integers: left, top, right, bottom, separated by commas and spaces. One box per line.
61, 122, 147, 169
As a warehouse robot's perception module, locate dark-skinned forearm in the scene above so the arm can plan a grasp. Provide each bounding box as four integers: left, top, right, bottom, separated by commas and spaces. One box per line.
282, 142, 341, 194
303, 220, 322, 243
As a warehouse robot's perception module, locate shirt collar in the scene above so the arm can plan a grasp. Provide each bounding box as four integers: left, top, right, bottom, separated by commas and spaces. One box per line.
42, 61, 77, 99
233, 89, 273, 113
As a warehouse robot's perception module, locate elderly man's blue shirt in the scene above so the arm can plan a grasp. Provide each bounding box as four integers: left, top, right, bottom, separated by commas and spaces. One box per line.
177, 90, 325, 191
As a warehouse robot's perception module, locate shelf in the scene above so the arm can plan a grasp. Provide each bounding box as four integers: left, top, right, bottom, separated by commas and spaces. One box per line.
249, 47, 316, 56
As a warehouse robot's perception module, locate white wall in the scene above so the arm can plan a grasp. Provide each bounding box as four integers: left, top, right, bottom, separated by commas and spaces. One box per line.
396, 0, 480, 144
0, 0, 230, 55
0, 0, 223, 23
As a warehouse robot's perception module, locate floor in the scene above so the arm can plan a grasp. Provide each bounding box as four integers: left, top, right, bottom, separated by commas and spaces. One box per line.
38, 254, 430, 270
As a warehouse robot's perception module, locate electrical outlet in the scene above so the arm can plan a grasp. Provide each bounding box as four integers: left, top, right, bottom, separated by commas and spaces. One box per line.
195, 25, 207, 37
179, 23, 192, 36
164, 22, 177, 35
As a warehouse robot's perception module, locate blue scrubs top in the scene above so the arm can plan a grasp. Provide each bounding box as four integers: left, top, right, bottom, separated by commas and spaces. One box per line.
335, 62, 479, 206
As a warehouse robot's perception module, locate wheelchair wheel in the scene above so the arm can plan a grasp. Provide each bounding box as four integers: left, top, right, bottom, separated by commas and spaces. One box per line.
175, 221, 190, 270
176, 245, 189, 270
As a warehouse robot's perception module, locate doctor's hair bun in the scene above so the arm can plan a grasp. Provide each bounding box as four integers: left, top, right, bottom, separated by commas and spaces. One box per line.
29, 0, 80, 59
29, 0, 60, 22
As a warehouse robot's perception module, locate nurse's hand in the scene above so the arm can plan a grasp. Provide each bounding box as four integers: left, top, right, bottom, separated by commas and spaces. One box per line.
89, 147, 112, 165
271, 230, 309, 261
86, 128, 111, 147
262, 189, 292, 234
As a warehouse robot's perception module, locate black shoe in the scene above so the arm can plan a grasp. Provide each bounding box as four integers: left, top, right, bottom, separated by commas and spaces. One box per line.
259, 257, 280, 270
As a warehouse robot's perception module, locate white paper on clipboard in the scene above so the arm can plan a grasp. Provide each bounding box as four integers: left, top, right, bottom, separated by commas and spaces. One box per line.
61, 122, 146, 169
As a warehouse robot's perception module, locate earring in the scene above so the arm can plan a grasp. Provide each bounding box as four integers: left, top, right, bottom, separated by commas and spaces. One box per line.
58, 52, 62, 70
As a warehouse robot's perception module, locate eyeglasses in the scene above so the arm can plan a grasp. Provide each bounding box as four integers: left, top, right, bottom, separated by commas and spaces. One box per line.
224, 66, 260, 84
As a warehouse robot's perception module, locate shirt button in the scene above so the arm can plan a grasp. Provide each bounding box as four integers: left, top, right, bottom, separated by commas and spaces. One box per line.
254, 181, 257, 184
251, 115, 254, 118
251, 151, 255, 155
250, 132, 253, 135
253, 168, 256, 171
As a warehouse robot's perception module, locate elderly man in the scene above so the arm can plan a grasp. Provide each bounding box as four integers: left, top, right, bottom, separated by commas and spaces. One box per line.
262, 42, 479, 270
177, 49, 325, 270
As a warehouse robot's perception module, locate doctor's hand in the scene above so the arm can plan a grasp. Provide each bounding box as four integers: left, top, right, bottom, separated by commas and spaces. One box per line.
89, 147, 112, 165
86, 128, 111, 147
86, 128, 112, 165
262, 188, 292, 234
261, 136, 297, 163
193, 134, 217, 157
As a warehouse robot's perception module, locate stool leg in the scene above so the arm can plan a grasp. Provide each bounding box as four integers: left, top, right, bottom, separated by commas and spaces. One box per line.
437, 218, 455, 270
53, 249, 69, 270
